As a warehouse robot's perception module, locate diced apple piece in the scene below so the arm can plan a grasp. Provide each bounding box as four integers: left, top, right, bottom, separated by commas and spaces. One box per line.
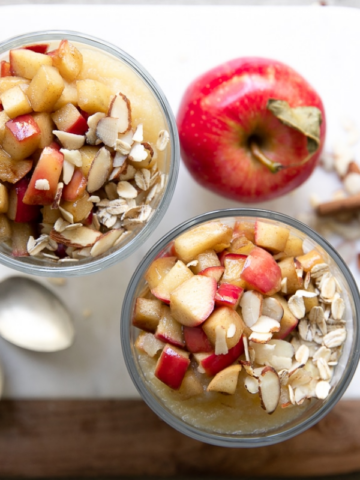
155, 344, 190, 390
191, 249, 220, 274
1, 61, 11, 77
32, 112, 54, 148
0, 183, 9, 213
221, 253, 248, 289
177, 369, 203, 398
0, 111, 10, 143
79, 145, 100, 177
296, 249, 325, 272
233, 220, 255, 242
170, 275, 216, 326
10, 49, 52, 79
151, 260, 193, 303
24, 44, 49, 54
240, 247, 282, 296
53, 80, 78, 110
132, 297, 163, 332
258, 366, 281, 414
183, 326, 213, 353
0, 214, 11, 241
195, 337, 244, 376
0, 85, 32, 118
207, 364, 242, 395
62, 168, 87, 202
52, 103, 88, 135
278, 256, 303, 295
228, 235, 255, 255
284, 236, 304, 257
303, 282, 320, 313
2, 114, 41, 160
255, 220, 290, 253
215, 283, 243, 309
23, 143, 64, 205
41, 204, 61, 224
239, 290, 263, 328
202, 306, 244, 350
86, 147, 112, 193
0, 147, 32, 184
27, 65, 64, 112
11, 221, 34, 256
77, 79, 113, 114
0, 77, 30, 96
135, 331, 164, 357
51, 40, 83, 82
271, 294, 299, 339
61, 191, 92, 223
174, 221, 233, 264
8, 177, 41, 222
144, 256, 177, 290
198, 265, 224, 283
155, 306, 184, 348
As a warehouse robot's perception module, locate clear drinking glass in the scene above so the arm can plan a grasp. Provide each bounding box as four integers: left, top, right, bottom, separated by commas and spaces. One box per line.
121, 208, 360, 447
0, 31, 179, 276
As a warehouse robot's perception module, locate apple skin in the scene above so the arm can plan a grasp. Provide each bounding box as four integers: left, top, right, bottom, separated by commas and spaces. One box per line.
177, 57, 326, 202
183, 326, 213, 353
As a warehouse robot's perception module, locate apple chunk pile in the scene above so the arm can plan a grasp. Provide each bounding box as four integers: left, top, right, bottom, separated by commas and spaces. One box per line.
133, 218, 347, 414
0, 40, 170, 261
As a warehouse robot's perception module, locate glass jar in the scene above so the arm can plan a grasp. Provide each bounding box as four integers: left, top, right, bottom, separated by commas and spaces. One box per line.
121, 208, 360, 447
0, 30, 179, 276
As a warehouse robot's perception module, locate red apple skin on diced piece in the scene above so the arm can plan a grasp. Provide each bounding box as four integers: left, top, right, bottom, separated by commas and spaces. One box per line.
215, 283, 243, 309
62, 168, 87, 202
198, 265, 224, 283
23, 143, 64, 205
24, 44, 49, 54
272, 294, 299, 340
52, 103, 88, 135
183, 326, 213, 353
170, 275, 217, 327
7, 177, 41, 223
155, 344, 190, 390
1, 61, 11, 77
240, 247, 281, 296
2, 114, 41, 161
155, 306, 185, 348
200, 337, 244, 376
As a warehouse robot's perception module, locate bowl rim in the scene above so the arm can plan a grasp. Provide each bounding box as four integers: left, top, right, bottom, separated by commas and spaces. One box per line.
121, 207, 360, 447
0, 29, 179, 277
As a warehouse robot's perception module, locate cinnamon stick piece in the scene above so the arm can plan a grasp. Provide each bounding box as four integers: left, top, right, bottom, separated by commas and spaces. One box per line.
316, 193, 360, 216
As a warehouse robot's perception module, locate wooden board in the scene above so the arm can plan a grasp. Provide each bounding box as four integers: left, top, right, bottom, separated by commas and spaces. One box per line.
0, 399, 359, 478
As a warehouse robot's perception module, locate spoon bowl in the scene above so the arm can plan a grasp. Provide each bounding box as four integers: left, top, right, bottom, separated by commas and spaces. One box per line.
0, 277, 74, 352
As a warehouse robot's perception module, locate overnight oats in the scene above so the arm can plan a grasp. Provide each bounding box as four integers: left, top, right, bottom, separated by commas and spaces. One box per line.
122, 210, 360, 446
0, 32, 177, 275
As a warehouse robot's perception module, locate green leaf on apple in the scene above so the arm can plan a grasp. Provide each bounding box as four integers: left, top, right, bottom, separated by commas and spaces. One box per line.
267, 99, 322, 154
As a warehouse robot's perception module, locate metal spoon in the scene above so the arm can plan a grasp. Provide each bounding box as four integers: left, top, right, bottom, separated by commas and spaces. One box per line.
0, 276, 74, 352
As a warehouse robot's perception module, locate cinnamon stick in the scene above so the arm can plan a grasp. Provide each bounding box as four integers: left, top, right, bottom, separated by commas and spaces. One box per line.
316, 193, 360, 216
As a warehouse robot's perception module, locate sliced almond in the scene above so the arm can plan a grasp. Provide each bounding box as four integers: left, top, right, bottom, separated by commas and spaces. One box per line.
132, 124, 143, 143
295, 290, 318, 298
268, 339, 295, 358
50, 226, 102, 248
27, 234, 49, 256
90, 229, 124, 257
128, 142, 148, 162
117, 181, 138, 199
249, 331, 273, 344
244, 376, 259, 394
115, 138, 132, 155
86, 112, 106, 145
243, 335, 250, 362
62, 159, 75, 185
281, 277, 288, 294
54, 217, 70, 233
60, 149, 82, 167
96, 116, 119, 147
239, 290, 263, 328
262, 297, 284, 321
87, 147, 112, 193
51, 182, 63, 209
258, 366, 281, 414
35, 179, 50, 191
108, 93, 131, 133
249, 342, 276, 365
59, 206, 74, 224
251, 315, 280, 334
109, 165, 127, 182
288, 295, 305, 319
268, 355, 292, 371
315, 380, 331, 399
215, 325, 228, 355
53, 130, 85, 149
227, 323, 236, 339
120, 164, 136, 181
157, 130, 170, 151
113, 152, 127, 168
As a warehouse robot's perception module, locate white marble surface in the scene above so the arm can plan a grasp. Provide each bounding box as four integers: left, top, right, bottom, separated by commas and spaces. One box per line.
0, 4, 360, 398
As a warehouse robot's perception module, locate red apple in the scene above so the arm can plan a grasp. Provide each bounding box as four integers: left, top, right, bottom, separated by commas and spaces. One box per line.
183, 326, 213, 353
215, 283, 243, 309
240, 247, 281, 296
24, 44, 49, 54
155, 306, 185, 348
7, 177, 41, 223
62, 168, 87, 201
2, 114, 41, 160
52, 103, 88, 135
177, 57, 326, 202
155, 344, 190, 389
196, 337, 244, 377
1, 61, 11, 77
198, 265, 224, 283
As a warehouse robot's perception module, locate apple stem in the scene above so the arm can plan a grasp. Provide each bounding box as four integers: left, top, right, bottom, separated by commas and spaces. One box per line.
250, 142, 284, 174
